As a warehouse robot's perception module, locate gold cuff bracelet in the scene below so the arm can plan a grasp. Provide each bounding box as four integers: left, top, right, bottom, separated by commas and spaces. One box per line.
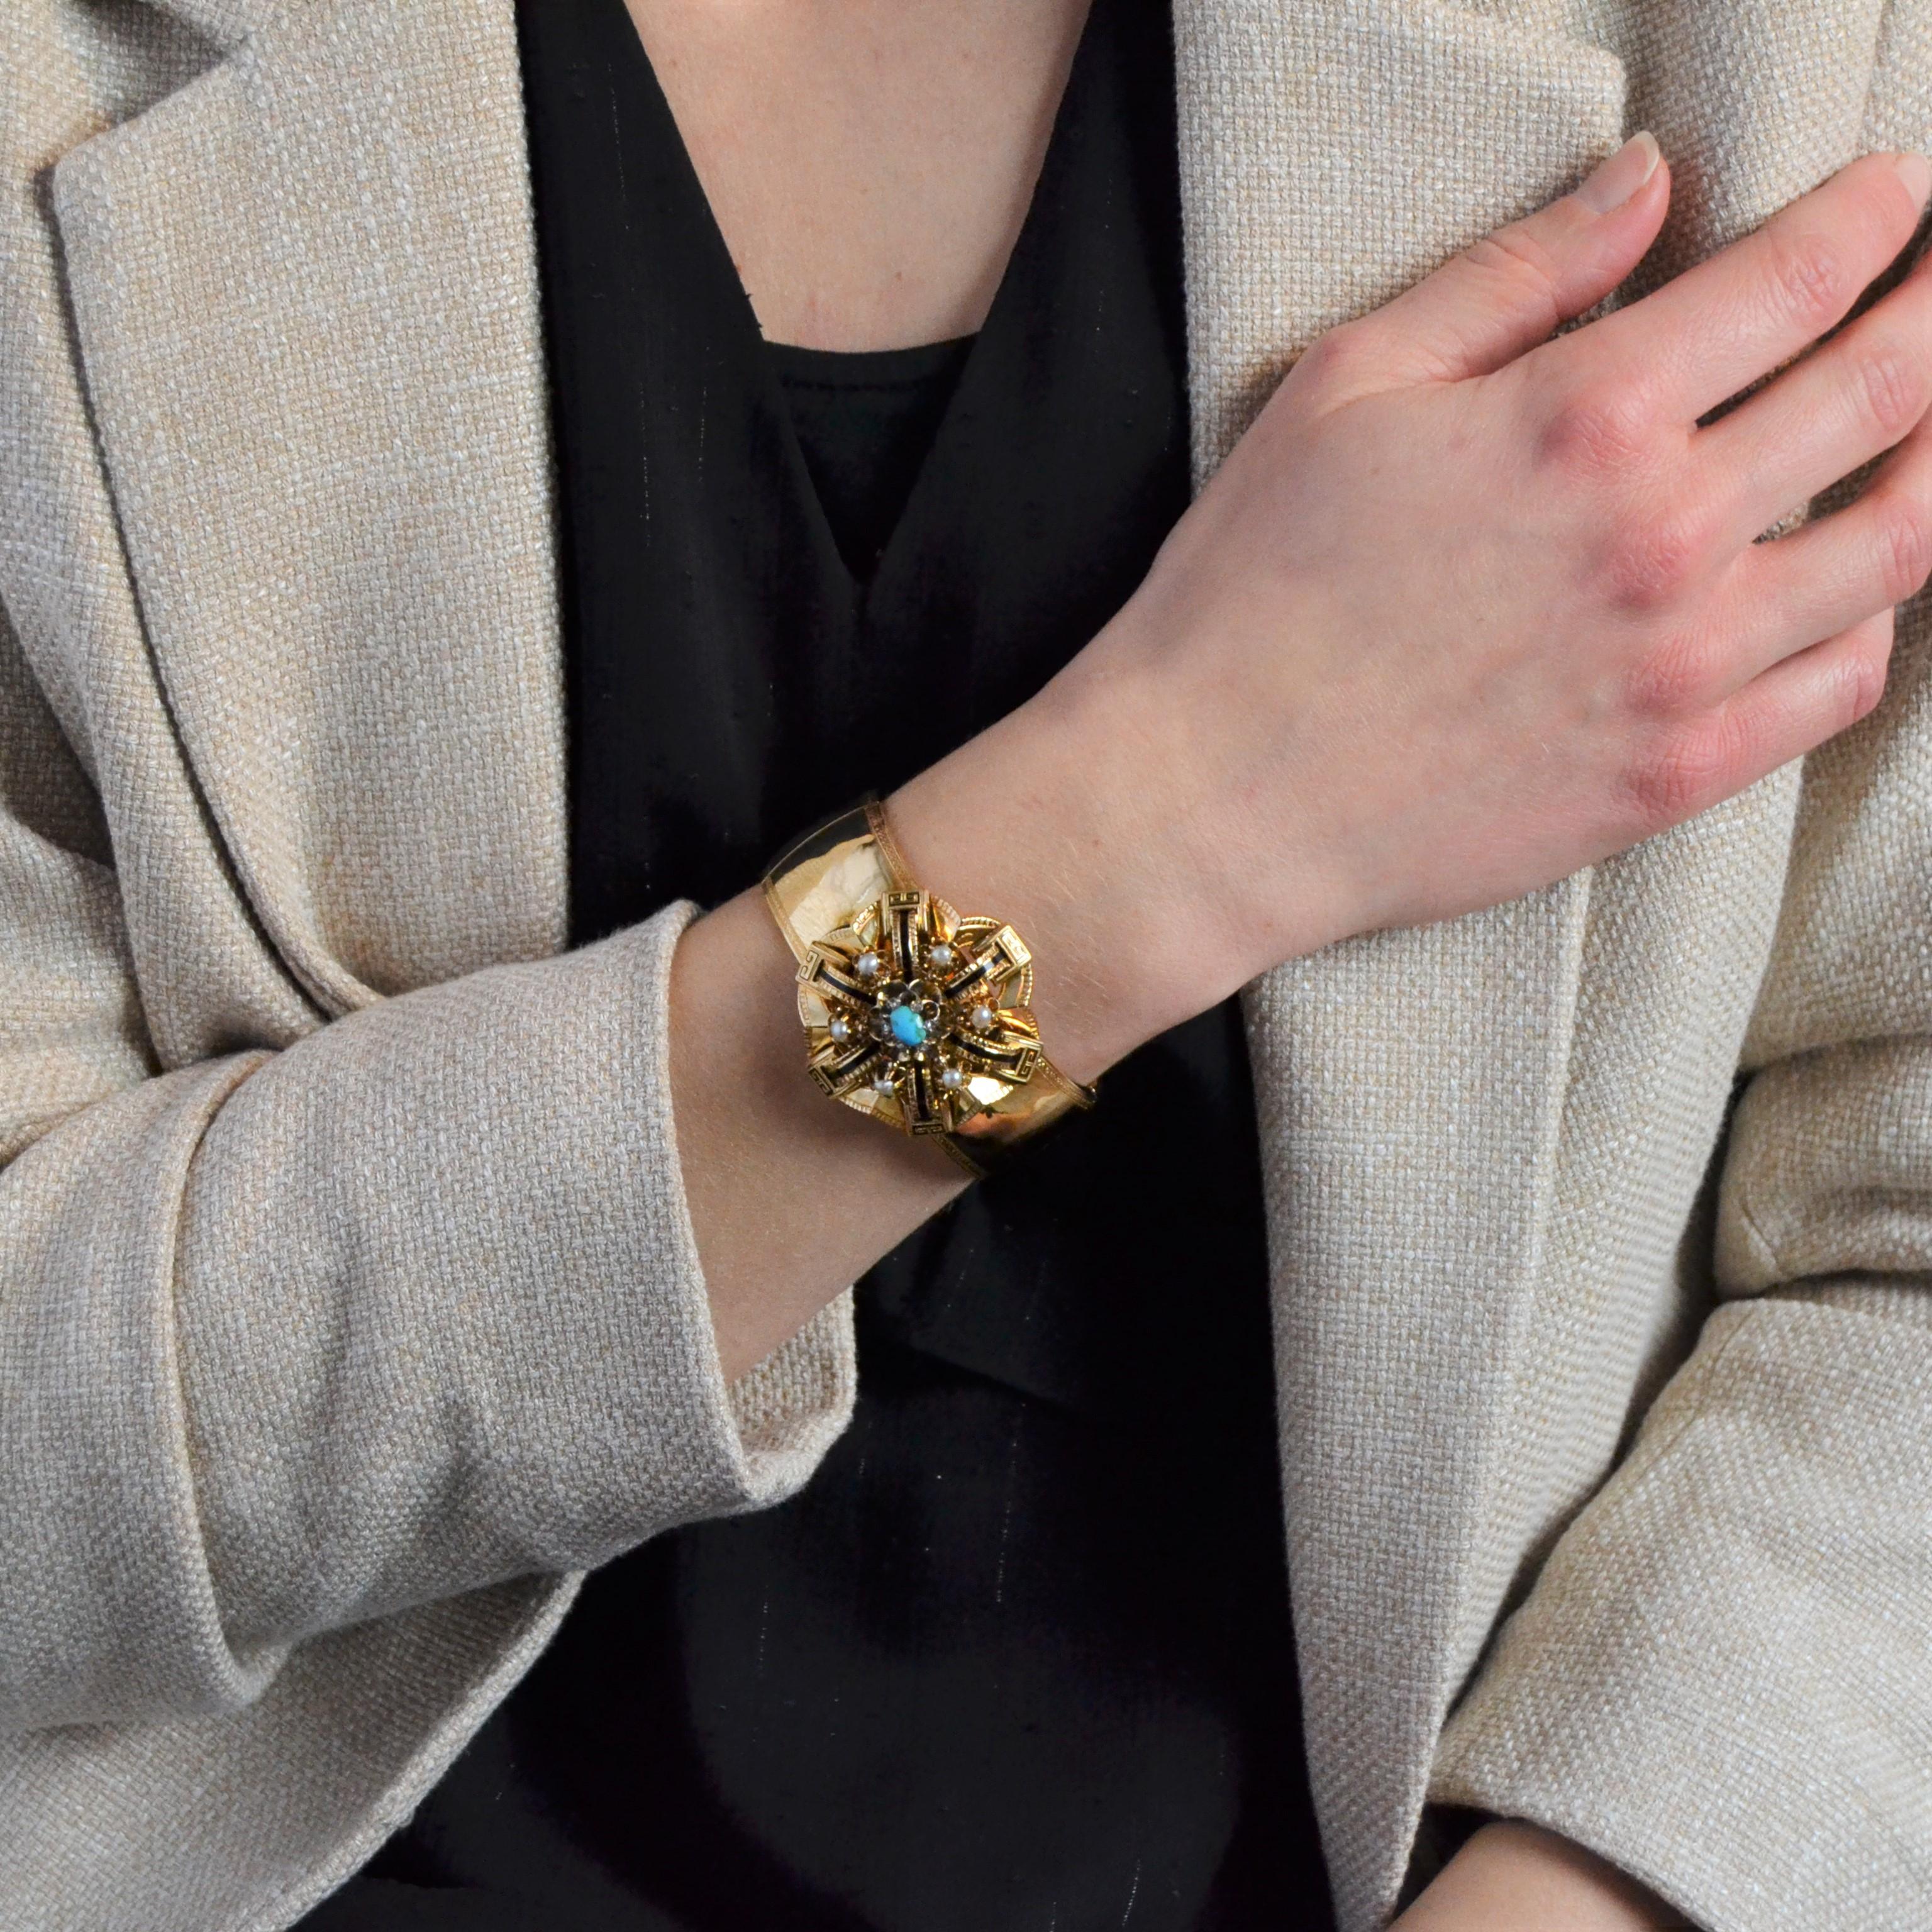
761, 796, 1095, 1179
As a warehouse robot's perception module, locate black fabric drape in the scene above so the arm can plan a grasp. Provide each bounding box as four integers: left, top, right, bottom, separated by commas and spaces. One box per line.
297, 1, 1335, 1926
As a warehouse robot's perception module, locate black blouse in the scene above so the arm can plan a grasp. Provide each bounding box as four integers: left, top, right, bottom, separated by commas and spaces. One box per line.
297, 1, 1335, 1926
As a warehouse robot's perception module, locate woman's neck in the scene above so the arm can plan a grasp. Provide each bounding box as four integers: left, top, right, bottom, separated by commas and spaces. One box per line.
620, 0, 1093, 351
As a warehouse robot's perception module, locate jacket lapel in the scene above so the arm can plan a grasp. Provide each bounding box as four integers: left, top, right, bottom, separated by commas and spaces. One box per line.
49, 0, 565, 1018
1172, 4, 1623, 1923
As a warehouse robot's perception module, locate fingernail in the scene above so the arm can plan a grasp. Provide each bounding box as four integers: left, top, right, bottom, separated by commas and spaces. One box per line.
1575, 130, 1662, 214
1894, 152, 1932, 208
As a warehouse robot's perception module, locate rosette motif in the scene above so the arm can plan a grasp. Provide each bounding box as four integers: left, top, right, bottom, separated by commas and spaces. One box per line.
797, 887, 1045, 1136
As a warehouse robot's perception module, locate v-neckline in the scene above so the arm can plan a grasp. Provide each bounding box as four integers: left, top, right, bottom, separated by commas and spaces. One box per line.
611, 0, 1102, 595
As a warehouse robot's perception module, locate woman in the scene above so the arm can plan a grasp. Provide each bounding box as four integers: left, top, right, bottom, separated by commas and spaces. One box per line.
3, 1, 1929, 1928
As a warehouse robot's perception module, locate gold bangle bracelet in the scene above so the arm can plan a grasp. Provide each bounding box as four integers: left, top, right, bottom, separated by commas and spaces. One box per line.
761, 795, 1096, 1180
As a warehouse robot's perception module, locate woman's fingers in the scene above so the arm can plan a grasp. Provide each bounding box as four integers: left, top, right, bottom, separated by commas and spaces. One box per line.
1728, 417, 1932, 688
1315, 132, 1670, 394
1702, 236, 1932, 545
1710, 608, 1896, 799
1572, 151, 1931, 425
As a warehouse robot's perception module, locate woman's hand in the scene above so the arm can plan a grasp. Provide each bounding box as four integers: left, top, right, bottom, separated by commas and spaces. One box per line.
680, 136, 1932, 1380
1393, 1820, 1695, 1930
894, 138, 1932, 1069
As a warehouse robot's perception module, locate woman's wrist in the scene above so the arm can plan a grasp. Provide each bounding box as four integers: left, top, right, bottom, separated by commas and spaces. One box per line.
885, 624, 1351, 1084
886, 714, 1140, 1085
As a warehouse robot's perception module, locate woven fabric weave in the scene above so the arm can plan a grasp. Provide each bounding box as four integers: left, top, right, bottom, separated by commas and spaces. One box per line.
1, 3, 1931, 1929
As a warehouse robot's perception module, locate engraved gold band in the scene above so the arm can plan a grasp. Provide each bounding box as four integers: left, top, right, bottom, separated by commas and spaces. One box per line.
762, 796, 1096, 1179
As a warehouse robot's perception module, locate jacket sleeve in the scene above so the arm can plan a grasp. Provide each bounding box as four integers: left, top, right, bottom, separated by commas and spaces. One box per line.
0, 3, 857, 1736
1428, 549, 1932, 1929
0, 590, 858, 1733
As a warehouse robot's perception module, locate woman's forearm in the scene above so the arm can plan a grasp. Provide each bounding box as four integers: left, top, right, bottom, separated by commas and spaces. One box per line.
669, 885, 973, 1385
1395, 1821, 1692, 1930
670, 662, 1208, 1386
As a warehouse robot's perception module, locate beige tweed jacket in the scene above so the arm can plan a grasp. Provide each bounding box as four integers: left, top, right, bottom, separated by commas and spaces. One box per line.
4, 1, 1931, 1928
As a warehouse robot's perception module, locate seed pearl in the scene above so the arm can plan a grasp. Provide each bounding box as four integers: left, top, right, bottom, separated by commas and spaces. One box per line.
970, 1004, 995, 1031
940, 1067, 964, 1090
855, 952, 880, 978
828, 1017, 851, 1042
872, 1073, 896, 1094
927, 943, 955, 969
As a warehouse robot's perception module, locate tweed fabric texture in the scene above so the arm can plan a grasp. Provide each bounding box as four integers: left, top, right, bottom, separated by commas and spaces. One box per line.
1, 1, 1931, 1929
